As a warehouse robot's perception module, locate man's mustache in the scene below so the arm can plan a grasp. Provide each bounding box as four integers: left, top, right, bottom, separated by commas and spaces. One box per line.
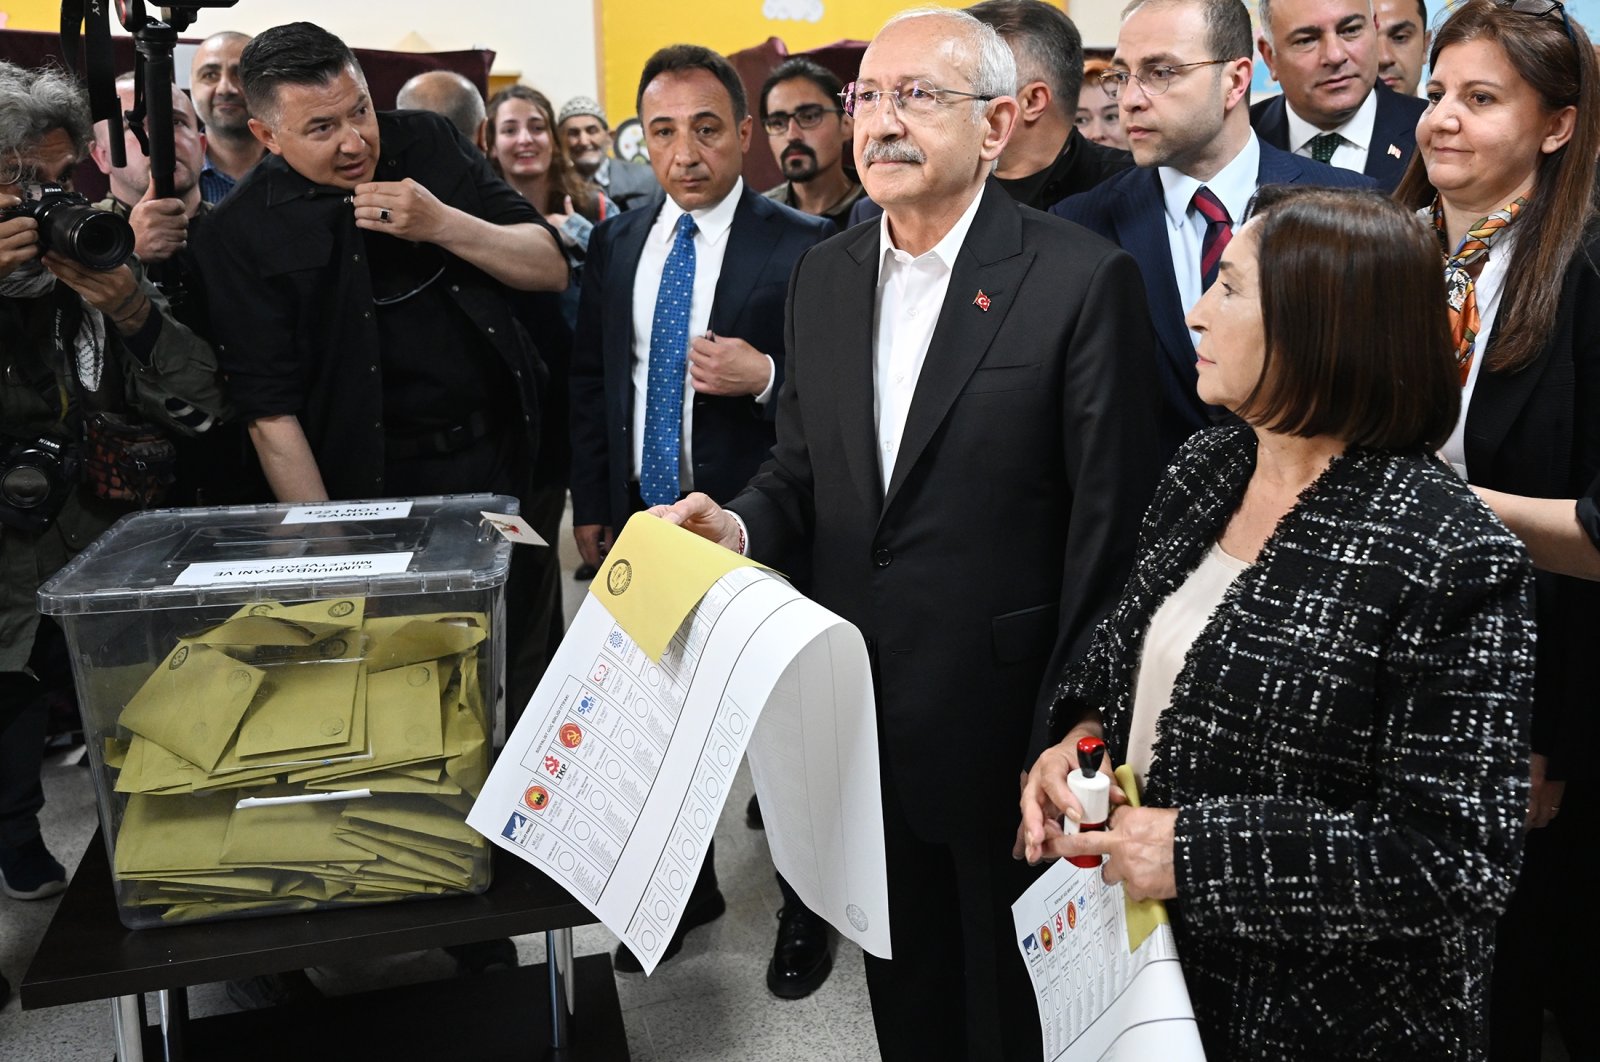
782, 142, 817, 163
861, 139, 925, 165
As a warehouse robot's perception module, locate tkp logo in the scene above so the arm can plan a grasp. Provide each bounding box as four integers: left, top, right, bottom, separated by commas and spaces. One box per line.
1055, 913, 1064, 935
542, 754, 568, 780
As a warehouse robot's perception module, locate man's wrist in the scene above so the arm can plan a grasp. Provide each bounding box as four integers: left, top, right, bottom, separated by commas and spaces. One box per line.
728, 510, 750, 556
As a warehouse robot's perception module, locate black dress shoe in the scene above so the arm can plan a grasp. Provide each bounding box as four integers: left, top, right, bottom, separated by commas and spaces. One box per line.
766, 904, 832, 999
613, 887, 726, 973
447, 937, 519, 975
746, 793, 764, 829
574, 563, 598, 581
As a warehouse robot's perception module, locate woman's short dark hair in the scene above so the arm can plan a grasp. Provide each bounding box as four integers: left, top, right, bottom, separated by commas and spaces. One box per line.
240, 22, 360, 127
637, 45, 748, 123
1394, 0, 1600, 375
1241, 186, 1460, 452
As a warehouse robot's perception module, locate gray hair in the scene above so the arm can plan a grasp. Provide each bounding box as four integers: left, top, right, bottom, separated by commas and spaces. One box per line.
396, 70, 487, 141
0, 61, 92, 183
881, 6, 1018, 102
1258, 0, 1374, 40
967, 0, 1085, 114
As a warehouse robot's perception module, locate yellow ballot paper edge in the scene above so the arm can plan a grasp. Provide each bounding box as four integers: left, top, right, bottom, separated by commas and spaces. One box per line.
591, 511, 763, 661
1115, 764, 1170, 953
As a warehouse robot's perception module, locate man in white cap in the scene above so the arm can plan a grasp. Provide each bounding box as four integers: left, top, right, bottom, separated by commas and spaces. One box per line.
556, 95, 660, 211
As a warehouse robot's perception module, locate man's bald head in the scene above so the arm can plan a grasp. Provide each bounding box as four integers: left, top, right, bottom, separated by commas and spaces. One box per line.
396, 70, 487, 148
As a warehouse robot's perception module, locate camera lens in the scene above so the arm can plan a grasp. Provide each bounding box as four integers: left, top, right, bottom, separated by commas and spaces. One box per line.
38, 198, 135, 271
1, 465, 51, 509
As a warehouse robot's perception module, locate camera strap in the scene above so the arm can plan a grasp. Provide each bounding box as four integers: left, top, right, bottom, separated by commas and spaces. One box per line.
60, 0, 125, 166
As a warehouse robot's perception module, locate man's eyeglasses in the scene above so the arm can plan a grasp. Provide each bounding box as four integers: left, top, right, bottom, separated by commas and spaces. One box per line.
1496, 0, 1577, 45
1098, 59, 1237, 101
838, 79, 998, 119
762, 104, 844, 136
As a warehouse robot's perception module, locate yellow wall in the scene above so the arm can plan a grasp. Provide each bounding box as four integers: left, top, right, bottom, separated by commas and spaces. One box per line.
0, 0, 61, 30
602, 0, 1063, 122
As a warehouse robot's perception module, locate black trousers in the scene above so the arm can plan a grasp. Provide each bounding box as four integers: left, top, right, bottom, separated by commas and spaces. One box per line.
864, 781, 1043, 1062
1490, 779, 1599, 1061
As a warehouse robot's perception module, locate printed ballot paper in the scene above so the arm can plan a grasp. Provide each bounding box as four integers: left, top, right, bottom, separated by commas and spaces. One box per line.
468, 513, 891, 974
1012, 766, 1205, 1061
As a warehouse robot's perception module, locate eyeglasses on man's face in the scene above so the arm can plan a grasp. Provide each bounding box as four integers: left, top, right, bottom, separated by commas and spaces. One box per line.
1099, 59, 1237, 101
762, 104, 844, 136
838, 79, 997, 119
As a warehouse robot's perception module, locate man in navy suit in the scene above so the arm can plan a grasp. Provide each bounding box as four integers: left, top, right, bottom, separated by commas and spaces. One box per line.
567, 44, 833, 975
1054, 0, 1372, 456
1250, 0, 1427, 191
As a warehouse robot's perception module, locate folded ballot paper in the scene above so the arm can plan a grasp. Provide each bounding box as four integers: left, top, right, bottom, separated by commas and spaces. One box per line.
468, 513, 892, 975
104, 598, 493, 923
1011, 766, 1205, 1061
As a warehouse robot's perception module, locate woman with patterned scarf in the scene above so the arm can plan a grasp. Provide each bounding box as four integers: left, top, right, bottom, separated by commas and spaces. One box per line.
1393, 1, 1600, 1057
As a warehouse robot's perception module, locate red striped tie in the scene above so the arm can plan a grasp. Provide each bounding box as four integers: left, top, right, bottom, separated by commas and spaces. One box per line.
1193, 186, 1232, 291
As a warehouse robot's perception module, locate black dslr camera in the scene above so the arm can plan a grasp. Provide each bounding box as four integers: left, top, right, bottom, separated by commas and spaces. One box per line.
0, 435, 80, 533
0, 182, 134, 271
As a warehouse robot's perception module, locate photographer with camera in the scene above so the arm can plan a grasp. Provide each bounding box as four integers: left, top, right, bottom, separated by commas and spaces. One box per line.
0, 59, 230, 905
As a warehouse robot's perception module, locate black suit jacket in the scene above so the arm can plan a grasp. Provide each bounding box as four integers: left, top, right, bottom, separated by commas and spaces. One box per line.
1249, 81, 1427, 192
729, 181, 1165, 839
1462, 230, 1600, 782
569, 185, 833, 529
1052, 140, 1374, 456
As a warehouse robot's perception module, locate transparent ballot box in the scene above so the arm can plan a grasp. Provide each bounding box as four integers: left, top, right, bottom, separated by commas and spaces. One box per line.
37, 495, 513, 929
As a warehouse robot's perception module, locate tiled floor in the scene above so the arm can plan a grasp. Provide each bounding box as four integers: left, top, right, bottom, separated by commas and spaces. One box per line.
0, 504, 882, 1062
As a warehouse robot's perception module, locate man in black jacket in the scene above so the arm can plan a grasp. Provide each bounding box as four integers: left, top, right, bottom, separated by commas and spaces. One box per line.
193, 23, 567, 718
1249, 0, 1427, 191
658, 10, 1162, 1059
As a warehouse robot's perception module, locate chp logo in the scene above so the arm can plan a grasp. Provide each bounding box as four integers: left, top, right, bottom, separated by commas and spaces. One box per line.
559, 722, 584, 748
523, 784, 550, 811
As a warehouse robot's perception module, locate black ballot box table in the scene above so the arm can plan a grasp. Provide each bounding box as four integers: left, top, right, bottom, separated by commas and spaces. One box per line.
21, 830, 630, 1062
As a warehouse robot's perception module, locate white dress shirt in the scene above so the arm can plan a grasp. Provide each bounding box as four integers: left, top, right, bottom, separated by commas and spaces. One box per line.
1158, 132, 1261, 347
1442, 234, 1514, 479
872, 188, 986, 490
629, 178, 774, 489
1285, 87, 1377, 174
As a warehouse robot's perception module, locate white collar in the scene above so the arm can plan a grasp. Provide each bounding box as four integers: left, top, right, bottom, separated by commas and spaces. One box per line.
1158, 131, 1262, 228
1285, 85, 1378, 154
594, 157, 612, 185
657, 177, 743, 246
878, 184, 986, 270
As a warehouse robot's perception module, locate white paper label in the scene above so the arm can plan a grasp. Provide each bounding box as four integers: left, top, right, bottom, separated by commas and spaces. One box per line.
174, 552, 415, 586
481, 511, 548, 546
282, 502, 413, 524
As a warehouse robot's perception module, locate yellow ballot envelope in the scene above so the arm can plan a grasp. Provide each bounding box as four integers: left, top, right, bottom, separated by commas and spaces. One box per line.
593, 512, 764, 660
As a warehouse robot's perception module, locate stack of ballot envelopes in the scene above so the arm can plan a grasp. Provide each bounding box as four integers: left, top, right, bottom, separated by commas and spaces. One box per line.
103, 597, 493, 923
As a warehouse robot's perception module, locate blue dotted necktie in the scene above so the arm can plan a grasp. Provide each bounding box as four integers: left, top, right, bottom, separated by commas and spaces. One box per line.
640, 213, 697, 507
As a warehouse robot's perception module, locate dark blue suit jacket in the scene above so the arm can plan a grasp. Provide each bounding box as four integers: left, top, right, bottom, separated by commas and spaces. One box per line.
1051, 140, 1373, 456
568, 185, 833, 529
1249, 81, 1427, 193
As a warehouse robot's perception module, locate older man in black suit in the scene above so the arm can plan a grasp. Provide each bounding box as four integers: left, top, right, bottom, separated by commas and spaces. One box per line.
657, 9, 1162, 1060
567, 44, 833, 978
1249, 0, 1427, 191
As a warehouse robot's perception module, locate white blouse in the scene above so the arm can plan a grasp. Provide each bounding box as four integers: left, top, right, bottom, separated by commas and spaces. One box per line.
1126, 542, 1250, 790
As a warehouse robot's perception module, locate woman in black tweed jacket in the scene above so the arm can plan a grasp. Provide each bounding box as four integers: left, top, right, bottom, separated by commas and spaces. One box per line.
1020, 188, 1536, 1060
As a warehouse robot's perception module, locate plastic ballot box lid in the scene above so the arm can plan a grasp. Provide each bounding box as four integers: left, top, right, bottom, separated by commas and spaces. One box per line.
39, 494, 516, 615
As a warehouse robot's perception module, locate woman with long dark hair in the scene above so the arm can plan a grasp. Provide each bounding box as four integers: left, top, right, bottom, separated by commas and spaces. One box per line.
1394, 3, 1600, 1054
